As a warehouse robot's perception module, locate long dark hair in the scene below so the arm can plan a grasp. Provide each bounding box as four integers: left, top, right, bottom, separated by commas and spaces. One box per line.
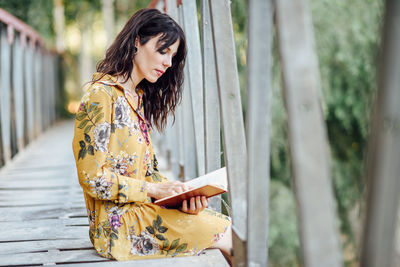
95, 8, 186, 131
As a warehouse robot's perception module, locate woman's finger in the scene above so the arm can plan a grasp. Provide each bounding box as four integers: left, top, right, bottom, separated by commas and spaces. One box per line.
190, 197, 196, 212
195, 196, 202, 211
201, 196, 208, 209
181, 199, 188, 212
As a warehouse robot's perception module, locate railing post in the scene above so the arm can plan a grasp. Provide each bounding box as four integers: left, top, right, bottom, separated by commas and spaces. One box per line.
0, 24, 12, 164
275, 0, 342, 266
178, 3, 197, 180
208, 0, 248, 265
201, 0, 221, 211
24, 39, 35, 143
12, 33, 25, 152
360, 0, 400, 266
246, 0, 273, 265
33, 46, 42, 137
181, 0, 205, 177
164, 0, 185, 180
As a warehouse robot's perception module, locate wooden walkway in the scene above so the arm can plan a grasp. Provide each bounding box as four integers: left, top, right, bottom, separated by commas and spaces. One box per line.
0, 120, 228, 266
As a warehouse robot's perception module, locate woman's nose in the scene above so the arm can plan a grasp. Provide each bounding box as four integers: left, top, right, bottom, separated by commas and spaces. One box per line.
163, 55, 172, 68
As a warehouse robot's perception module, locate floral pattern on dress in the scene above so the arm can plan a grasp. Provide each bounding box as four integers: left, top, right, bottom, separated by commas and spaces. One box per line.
107, 206, 125, 231
93, 122, 111, 152
128, 215, 189, 257
138, 119, 150, 145
128, 229, 161, 256
86, 172, 113, 200
114, 96, 133, 129
145, 154, 162, 182
107, 151, 138, 176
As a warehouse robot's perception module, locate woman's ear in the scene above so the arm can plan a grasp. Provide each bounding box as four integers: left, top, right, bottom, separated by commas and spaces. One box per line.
135, 37, 140, 47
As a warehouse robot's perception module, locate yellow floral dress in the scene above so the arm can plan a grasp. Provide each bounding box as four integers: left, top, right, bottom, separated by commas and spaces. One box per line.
72, 73, 230, 260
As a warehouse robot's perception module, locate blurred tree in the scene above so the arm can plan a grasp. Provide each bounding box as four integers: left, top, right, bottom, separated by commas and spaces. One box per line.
0, 0, 54, 42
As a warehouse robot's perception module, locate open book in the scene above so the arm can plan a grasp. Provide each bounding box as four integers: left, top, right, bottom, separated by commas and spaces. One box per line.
154, 167, 227, 208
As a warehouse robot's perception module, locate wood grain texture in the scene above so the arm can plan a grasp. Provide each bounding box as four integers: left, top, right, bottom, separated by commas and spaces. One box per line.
246, 0, 273, 266
275, 0, 342, 266
360, 0, 400, 266
208, 0, 247, 265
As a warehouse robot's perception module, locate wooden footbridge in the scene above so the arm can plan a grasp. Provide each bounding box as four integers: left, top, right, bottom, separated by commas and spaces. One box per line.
0, 120, 226, 266
1, 0, 400, 266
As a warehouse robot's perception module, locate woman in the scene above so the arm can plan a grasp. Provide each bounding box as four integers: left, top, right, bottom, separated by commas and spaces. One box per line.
72, 8, 232, 263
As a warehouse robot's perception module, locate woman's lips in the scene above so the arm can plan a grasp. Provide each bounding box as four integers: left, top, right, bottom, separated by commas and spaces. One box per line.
155, 69, 164, 76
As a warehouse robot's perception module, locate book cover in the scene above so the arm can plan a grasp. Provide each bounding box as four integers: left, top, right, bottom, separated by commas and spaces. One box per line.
154, 167, 227, 208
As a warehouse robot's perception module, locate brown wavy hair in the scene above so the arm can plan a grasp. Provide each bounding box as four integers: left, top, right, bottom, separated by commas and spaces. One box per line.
94, 8, 186, 131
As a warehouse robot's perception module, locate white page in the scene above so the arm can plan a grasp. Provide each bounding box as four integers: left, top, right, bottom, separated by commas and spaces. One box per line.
184, 167, 227, 190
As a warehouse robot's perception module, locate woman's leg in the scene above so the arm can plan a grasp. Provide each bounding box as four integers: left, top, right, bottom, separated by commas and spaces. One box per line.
211, 223, 233, 266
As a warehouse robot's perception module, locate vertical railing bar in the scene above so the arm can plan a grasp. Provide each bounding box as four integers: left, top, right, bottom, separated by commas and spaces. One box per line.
208, 0, 248, 265
165, 0, 183, 180
246, 0, 273, 266
24, 38, 34, 143
1, 24, 12, 164
9, 26, 18, 157
201, 0, 221, 211
12, 33, 25, 152
179, 3, 197, 180
181, 0, 205, 177
274, 0, 342, 266
360, 0, 400, 266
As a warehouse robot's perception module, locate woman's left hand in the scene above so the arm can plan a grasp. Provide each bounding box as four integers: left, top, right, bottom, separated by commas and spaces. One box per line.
180, 196, 208, 215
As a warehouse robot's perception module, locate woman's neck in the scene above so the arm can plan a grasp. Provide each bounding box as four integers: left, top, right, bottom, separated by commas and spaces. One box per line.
117, 75, 140, 95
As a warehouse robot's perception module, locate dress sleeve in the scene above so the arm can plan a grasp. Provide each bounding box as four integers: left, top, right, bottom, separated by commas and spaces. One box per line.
144, 141, 170, 184
72, 85, 148, 203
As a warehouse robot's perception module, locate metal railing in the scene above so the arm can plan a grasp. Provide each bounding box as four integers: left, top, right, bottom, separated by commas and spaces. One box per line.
0, 8, 59, 167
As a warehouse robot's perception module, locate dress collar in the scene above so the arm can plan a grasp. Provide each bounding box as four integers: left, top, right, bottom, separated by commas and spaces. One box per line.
92, 73, 147, 123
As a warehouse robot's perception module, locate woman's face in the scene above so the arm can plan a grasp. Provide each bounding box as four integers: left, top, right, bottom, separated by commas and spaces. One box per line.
133, 34, 180, 83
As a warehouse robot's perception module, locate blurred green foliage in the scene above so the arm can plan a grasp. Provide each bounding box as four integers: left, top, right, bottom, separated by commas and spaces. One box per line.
0, 0, 54, 41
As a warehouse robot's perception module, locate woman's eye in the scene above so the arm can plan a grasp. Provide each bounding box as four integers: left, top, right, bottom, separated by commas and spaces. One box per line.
159, 50, 167, 55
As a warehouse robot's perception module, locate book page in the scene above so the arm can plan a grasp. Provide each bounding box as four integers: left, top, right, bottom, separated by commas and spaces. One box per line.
184, 167, 227, 190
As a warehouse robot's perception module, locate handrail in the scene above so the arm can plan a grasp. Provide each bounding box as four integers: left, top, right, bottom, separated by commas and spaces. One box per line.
0, 8, 59, 167
0, 8, 43, 48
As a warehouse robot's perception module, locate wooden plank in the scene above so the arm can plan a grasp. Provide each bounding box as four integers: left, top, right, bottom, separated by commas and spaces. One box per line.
0, 217, 88, 229
166, 0, 185, 180
12, 33, 25, 152
274, 0, 342, 266
360, 0, 400, 266
182, 0, 205, 177
0, 205, 86, 221
0, 249, 107, 266
246, 0, 273, 266
49, 55, 57, 124
41, 54, 49, 130
0, 24, 12, 164
0, 238, 92, 255
0, 225, 88, 241
60, 249, 229, 267
179, 5, 197, 180
0, 198, 84, 207
0, 188, 81, 196
201, 0, 221, 211
24, 41, 35, 143
33, 47, 42, 137
208, 0, 247, 265
0, 179, 76, 188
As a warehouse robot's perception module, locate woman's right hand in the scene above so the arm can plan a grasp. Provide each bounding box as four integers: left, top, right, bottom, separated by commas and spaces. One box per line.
147, 181, 191, 200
